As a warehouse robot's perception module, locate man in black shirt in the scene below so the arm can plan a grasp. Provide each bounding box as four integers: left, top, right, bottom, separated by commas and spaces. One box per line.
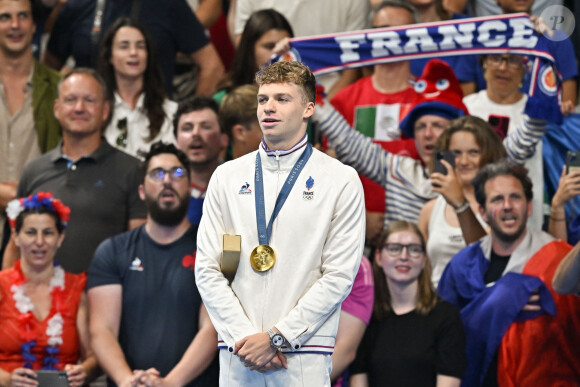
87, 142, 218, 386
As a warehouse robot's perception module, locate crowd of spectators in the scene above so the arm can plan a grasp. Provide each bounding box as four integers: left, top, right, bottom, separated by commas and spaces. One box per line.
1, 0, 580, 385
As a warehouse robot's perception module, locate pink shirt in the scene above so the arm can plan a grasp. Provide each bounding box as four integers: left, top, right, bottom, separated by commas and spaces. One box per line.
342, 256, 374, 324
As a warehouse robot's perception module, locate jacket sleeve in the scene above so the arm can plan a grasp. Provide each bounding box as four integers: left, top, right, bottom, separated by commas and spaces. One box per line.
275, 168, 366, 350
194, 170, 257, 348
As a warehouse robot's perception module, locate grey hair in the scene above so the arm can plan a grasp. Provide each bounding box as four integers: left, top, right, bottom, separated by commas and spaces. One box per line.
57, 67, 108, 99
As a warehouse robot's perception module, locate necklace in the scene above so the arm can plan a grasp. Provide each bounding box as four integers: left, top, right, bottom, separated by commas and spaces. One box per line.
10, 261, 65, 370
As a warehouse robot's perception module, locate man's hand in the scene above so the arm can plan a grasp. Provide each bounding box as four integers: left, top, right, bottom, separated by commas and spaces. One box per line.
130, 368, 162, 387
234, 333, 277, 370
522, 290, 541, 312
256, 351, 288, 373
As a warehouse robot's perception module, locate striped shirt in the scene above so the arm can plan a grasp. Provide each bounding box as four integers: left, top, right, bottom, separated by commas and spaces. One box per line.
313, 102, 545, 227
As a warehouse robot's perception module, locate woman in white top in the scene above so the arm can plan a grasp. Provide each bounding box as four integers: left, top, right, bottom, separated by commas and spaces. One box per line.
98, 18, 177, 159
418, 116, 506, 286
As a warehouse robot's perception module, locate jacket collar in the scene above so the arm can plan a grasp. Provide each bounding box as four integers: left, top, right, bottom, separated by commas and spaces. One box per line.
258, 135, 309, 169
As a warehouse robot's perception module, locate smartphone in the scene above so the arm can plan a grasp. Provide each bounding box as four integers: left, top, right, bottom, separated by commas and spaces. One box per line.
433, 150, 456, 175
566, 150, 580, 174
488, 114, 510, 140
36, 370, 70, 387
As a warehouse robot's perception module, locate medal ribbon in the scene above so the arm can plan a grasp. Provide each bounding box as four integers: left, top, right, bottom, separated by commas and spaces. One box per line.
255, 143, 312, 245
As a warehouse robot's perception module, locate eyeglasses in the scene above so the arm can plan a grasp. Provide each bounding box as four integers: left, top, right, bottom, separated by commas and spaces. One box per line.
382, 243, 424, 258
486, 54, 523, 70
116, 117, 128, 148
147, 167, 187, 181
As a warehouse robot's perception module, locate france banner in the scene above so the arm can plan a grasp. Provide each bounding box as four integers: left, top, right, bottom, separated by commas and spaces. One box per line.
277, 13, 562, 122
281, 13, 553, 74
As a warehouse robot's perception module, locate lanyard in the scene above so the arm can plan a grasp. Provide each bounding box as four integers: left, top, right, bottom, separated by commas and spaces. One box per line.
254, 144, 312, 245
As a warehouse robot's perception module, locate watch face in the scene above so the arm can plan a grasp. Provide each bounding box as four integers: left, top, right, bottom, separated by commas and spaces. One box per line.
272, 334, 284, 347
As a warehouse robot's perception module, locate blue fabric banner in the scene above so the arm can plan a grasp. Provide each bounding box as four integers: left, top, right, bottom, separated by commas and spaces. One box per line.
277, 13, 562, 122
281, 13, 554, 75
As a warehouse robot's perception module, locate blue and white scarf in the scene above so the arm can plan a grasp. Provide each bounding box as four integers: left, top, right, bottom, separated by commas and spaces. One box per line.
278, 13, 562, 122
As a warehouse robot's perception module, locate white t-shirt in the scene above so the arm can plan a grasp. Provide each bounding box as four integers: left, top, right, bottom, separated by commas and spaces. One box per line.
104, 93, 177, 159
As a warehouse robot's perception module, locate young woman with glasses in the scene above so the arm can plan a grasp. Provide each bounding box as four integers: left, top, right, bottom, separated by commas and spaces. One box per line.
349, 221, 466, 387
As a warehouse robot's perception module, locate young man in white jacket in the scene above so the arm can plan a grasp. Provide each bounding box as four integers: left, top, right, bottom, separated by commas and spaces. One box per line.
195, 61, 366, 386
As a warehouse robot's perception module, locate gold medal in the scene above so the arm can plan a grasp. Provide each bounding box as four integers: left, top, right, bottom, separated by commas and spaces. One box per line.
250, 245, 276, 271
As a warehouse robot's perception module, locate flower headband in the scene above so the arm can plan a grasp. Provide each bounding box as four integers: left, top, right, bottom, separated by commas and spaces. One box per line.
6, 192, 71, 229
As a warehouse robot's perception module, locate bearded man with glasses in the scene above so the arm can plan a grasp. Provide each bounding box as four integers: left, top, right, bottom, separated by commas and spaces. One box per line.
87, 142, 219, 387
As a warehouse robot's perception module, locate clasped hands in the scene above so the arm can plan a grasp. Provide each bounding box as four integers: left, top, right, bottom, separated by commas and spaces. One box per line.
234, 332, 288, 373
120, 368, 170, 387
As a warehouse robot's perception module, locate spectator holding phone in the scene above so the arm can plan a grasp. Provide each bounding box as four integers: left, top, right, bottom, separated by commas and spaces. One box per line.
418, 116, 506, 286
548, 163, 580, 244
312, 59, 469, 230
313, 58, 547, 236
0, 193, 97, 387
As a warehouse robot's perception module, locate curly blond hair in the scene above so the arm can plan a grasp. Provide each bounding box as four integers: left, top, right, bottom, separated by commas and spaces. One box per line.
255, 61, 316, 104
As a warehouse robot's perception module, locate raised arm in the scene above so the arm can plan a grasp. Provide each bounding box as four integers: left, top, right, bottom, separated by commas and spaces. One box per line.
503, 115, 547, 165
190, 43, 225, 96
193, 0, 222, 28
430, 161, 486, 244
312, 101, 393, 185
548, 166, 580, 242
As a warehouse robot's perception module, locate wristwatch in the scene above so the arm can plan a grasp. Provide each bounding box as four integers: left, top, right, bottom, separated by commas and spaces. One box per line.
267, 328, 285, 350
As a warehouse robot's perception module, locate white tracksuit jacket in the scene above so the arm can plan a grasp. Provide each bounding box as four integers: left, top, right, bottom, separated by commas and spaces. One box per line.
195, 136, 365, 384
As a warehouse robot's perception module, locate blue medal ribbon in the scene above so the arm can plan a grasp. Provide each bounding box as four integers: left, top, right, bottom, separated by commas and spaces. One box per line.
254, 144, 313, 245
